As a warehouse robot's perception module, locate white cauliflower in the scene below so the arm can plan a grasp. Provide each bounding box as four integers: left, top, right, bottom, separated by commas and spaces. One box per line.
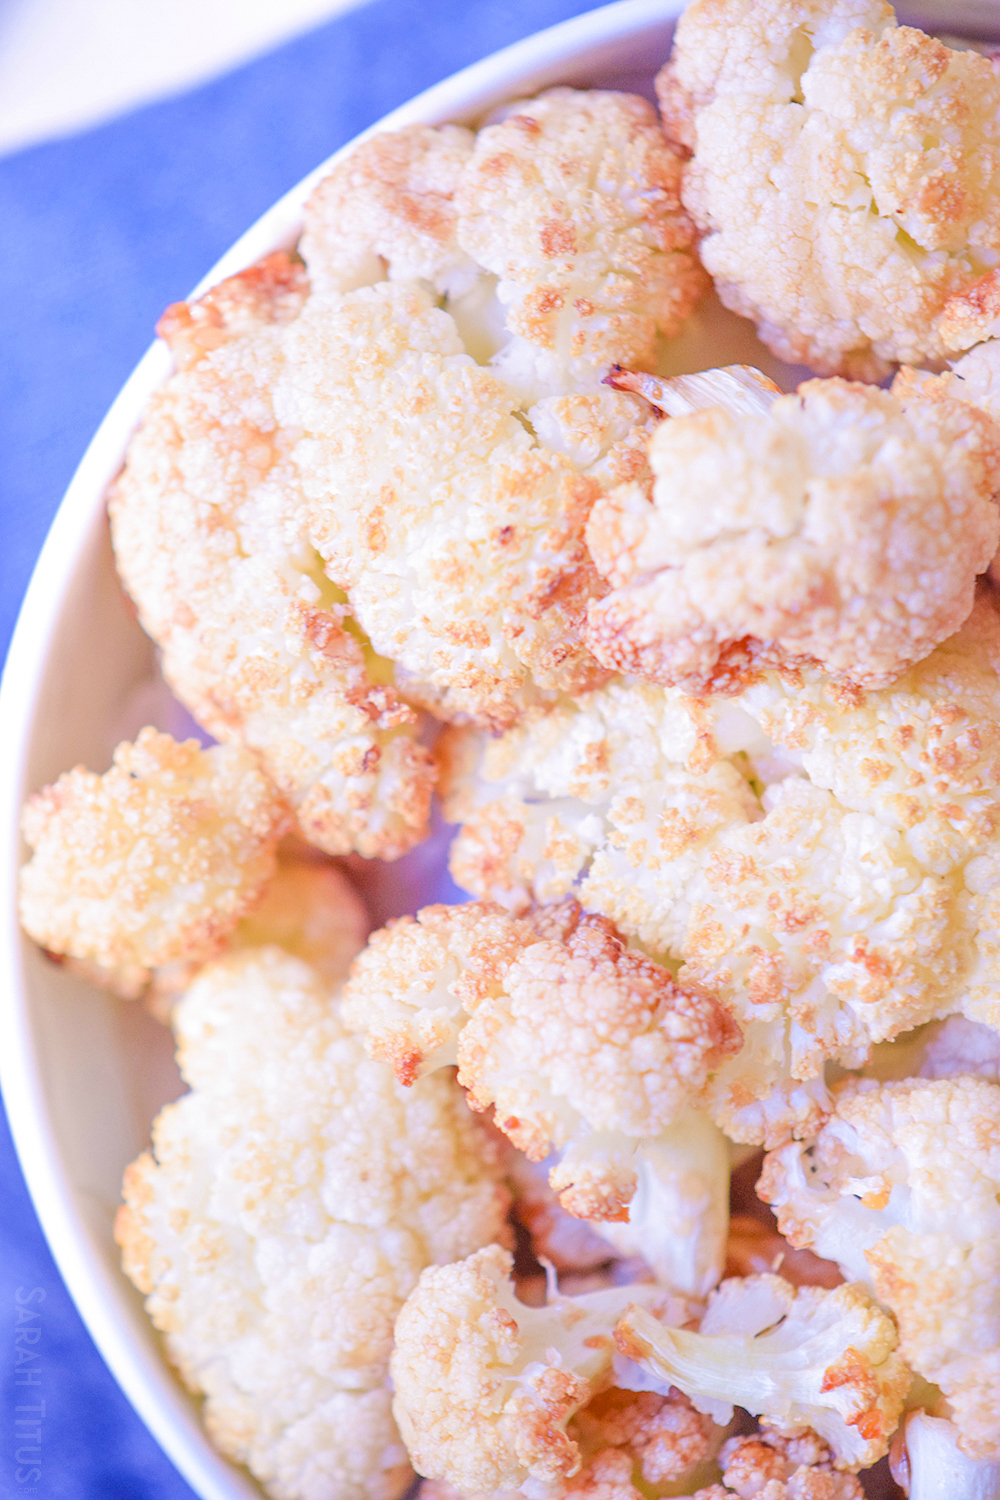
340, 899, 739, 1224
18, 727, 287, 997
584, 369, 1000, 692
115, 946, 509, 1500
412, 1386, 722, 1500
442, 592, 1000, 1142
616, 1274, 909, 1470
893, 1411, 1000, 1500
657, 0, 1000, 378
758, 1075, 1000, 1459
695, 1429, 864, 1498
389, 1243, 672, 1496
109, 254, 436, 860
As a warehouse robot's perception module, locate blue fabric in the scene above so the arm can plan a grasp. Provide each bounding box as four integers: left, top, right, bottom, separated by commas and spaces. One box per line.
0, 1, 608, 1493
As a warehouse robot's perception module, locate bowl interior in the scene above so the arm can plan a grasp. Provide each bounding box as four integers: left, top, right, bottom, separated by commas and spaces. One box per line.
1, 2, 991, 1497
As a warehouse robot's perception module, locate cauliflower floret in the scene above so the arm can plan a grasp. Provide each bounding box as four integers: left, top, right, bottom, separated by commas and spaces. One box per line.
758, 1075, 1000, 1459
115, 945, 509, 1500
390, 1243, 671, 1496
893, 1411, 1000, 1500
340, 900, 739, 1224
616, 1274, 909, 1470
109, 253, 435, 860
725, 1215, 844, 1291
275, 278, 622, 729
584, 371, 1000, 693
228, 847, 369, 987
507, 1155, 624, 1276
658, 0, 1000, 379
18, 727, 286, 998
412, 1383, 721, 1500
453, 89, 708, 405
115, 92, 704, 747
145, 845, 371, 1016
693, 1429, 864, 1499
443, 593, 1000, 1142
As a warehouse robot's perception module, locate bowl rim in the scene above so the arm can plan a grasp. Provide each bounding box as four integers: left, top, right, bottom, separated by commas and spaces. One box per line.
0, 3, 686, 1497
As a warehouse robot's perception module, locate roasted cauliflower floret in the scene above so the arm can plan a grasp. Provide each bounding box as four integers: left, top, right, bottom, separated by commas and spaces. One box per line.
276, 278, 620, 729
443, 592, 1000, 1142
301, 125, 478, 297
109, 253, 435, 860
694, 1429, 863, 1499
390, 1244, 670, 1497
585, 372, 1000, 693
657, 0, 1000, 378
18, 727, 286, 998
341, 899, 739, 1223
759, 1075, 1000, 1459
616, 1274, 909, 1470
454, 88, 708, 403
115, 946, 509, 1500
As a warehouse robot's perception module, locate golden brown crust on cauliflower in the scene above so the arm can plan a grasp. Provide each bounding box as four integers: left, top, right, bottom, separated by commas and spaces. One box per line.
18, 728, 286, 997
759, 1075, 1000, 1460
442, 592, 1000, 1143
116, 945, 509, 1500
657, 0, 1000, 377
585, 376, 1000, 693
341, 899, 738, 1221
455, 90, 707, 387
110, 254, 436, 861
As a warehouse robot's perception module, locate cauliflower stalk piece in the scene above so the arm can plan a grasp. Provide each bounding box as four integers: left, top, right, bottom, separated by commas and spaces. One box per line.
115, 946, 509, 1500
586, 1109, 731, 1298
616, 1274, 909, 1471
584, 369, 1000, 693
893, 1411, 1000, 1500
18, 727, 287, 998
657, 0, 1000, 378
759, 1075, 1000, 1459
442, 592, 1000, 1142
390, 1243, 671, 1497
340, 899, 739, 1224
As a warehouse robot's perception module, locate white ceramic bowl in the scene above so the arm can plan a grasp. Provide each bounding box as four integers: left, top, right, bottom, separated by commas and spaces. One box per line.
2, 1, 997, 1497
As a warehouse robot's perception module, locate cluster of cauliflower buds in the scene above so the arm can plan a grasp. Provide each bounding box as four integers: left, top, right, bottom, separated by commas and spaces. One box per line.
23, 7, 1000, 1496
